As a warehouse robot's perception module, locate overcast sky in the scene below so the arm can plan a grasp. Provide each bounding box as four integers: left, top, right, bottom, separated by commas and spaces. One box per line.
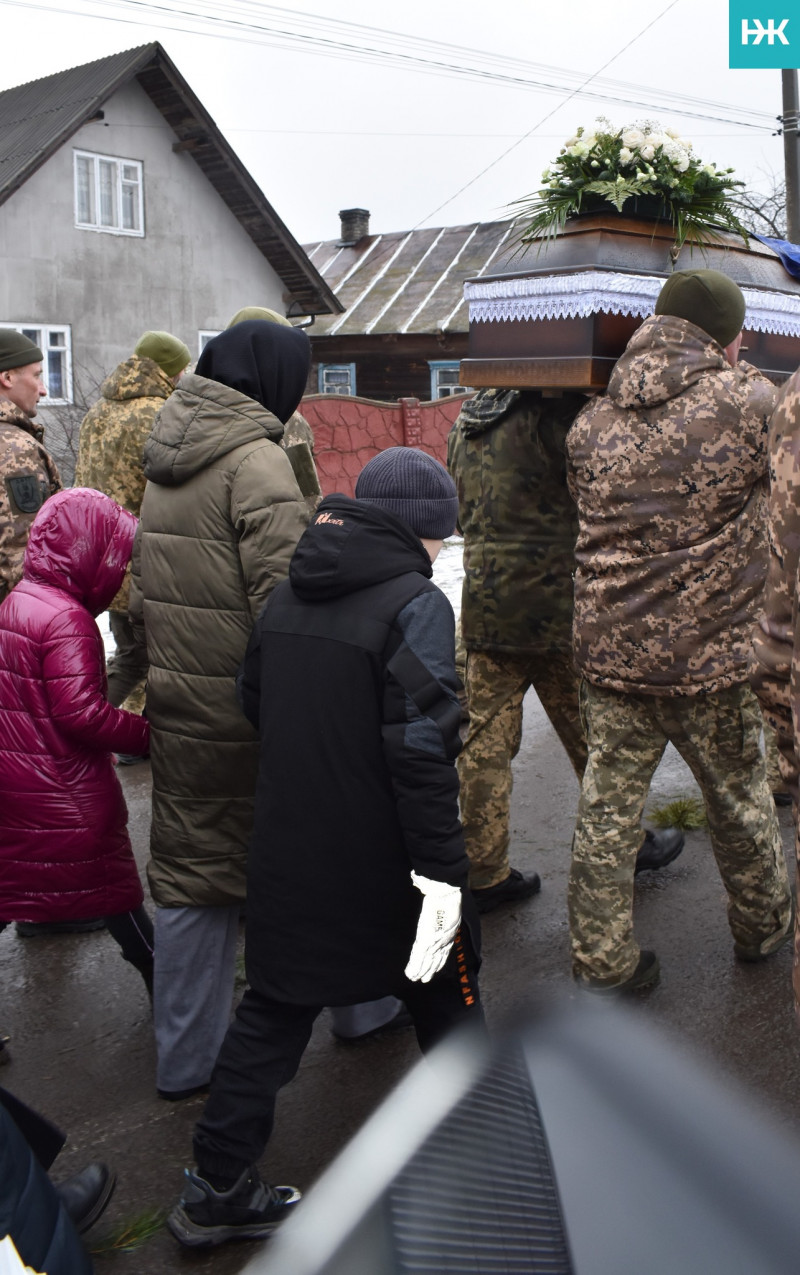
0, 0, 784, 245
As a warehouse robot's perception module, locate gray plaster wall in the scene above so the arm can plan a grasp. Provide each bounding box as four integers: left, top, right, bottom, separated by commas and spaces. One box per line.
0, 79, 290, 473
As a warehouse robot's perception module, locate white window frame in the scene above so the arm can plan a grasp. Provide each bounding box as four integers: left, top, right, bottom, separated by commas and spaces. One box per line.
428, 360, 468, 399
0, 323, 73, 405
319, 362, 356, 396
198, 330, 221, 355
74, 149, 145, 237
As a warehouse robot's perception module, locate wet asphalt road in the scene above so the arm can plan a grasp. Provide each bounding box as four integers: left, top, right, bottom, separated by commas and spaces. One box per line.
2, 690, 799, 1274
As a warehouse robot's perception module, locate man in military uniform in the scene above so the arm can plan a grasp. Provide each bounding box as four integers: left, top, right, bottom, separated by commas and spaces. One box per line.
567, 269, 792, 992
0, 331, 61, 603
75, 330, 190, 711
750, 361, 800, 1015
448, 389, 683, 914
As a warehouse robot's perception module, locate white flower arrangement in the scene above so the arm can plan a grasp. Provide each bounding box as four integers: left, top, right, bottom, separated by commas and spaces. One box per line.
511, 117, 748, 249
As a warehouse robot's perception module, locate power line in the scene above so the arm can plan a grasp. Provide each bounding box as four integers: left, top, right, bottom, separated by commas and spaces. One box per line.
412, 0, 686, 228
0, 0, 775, 132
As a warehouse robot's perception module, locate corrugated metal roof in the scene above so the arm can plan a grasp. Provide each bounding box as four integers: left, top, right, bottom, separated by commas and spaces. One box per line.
305, 219, 515, 336
0, 44, 342, 317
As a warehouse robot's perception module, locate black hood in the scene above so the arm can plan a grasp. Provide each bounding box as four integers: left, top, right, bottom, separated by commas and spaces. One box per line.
195, 319, 310, 425
289, 495, 433, 601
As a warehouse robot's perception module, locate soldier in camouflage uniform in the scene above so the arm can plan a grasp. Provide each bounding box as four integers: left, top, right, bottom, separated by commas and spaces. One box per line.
0, 331, 61, 603
568, 269, 792, 992
448, 389, 683, 913
74, 331, 190, 710
750, 366, 800, 1015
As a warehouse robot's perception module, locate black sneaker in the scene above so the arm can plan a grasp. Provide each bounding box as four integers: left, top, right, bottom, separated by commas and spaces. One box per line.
471, 868, 541, 915
15, 919, 106, 936
115, 752, 149, 766
167, 1166, 301, 1248
579, 949, 661, 995
634, 828, 685, 875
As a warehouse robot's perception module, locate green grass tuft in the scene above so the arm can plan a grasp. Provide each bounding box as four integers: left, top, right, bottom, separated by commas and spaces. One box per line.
647, 794, 707, 830
89, 1208, 166, 1256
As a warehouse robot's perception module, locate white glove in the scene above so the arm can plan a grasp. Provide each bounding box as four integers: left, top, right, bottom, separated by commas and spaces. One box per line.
404, 871, 462, 984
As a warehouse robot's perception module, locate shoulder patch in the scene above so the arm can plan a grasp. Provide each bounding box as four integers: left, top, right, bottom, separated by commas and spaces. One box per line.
6, 473, 45, 515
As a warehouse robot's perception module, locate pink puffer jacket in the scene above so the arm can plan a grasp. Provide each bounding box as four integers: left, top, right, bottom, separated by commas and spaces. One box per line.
0, 488, 149, 921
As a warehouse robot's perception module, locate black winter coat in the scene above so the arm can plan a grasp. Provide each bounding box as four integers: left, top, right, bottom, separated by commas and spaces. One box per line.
237, 495, 475, 1004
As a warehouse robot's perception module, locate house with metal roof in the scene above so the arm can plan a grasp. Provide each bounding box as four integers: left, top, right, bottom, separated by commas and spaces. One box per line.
303, 209, 515, 402
0, 42, 341, 475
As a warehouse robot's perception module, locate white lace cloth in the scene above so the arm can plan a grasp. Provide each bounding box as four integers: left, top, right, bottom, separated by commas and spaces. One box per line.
465, 271, 800, 337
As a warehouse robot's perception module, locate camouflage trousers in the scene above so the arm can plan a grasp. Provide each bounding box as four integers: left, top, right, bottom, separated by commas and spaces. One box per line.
569, 680, 792, 985
458, 647, 588, 889
107, 610, 148, 713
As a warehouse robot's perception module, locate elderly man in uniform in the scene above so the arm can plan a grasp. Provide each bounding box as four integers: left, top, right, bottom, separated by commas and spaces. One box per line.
567, 268, 792, 992
74, 330, 190, 717
0, 331, 61, 602
448, 388, 684, 914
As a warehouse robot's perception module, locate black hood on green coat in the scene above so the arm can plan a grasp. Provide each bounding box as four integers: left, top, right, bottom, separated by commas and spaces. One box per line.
142, 372, 286, 487
196, 319, 310, 425
289, 495, 432, 602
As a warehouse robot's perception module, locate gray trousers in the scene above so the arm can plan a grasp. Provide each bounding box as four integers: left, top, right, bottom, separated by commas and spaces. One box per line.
153, 904, 240, 1093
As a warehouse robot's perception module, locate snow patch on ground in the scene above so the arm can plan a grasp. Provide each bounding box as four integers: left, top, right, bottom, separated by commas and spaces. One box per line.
432, 536, 464, 617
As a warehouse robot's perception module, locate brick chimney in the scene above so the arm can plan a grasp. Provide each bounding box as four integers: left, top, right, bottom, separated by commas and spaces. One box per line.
339, 208, 370, 245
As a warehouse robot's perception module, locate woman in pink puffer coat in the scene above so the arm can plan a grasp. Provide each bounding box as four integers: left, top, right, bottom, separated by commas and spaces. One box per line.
0, 487, 153, 994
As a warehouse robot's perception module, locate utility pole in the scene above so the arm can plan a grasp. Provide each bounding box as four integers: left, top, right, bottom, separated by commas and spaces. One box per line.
783, 69, 800, 243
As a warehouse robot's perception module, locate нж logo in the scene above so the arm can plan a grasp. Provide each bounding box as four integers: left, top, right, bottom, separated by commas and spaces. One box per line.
730, 3, 794, 65
741, 17, 789, 42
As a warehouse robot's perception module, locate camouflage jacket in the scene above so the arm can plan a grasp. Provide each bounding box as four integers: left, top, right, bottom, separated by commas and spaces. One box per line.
448, 388, 588, 653
0, 399, 62, 603
749, 369, 800, 794
567, 314, 776, 696
74, 355, 175, 611
283, 410, 315, 452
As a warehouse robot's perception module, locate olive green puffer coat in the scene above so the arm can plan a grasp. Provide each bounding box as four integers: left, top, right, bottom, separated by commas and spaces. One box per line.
130, 372, 309, 907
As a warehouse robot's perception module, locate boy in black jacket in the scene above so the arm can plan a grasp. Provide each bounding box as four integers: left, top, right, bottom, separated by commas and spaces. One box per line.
168, 446, 482, 1248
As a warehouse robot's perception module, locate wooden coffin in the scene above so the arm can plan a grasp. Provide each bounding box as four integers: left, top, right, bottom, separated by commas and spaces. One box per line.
460, 213, 800, 391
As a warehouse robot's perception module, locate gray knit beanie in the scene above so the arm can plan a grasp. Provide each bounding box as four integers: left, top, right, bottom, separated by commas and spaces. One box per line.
355, 446, 458, 540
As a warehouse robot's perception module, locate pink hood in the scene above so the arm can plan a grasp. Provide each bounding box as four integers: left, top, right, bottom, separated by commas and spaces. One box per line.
24, 487, 137, 616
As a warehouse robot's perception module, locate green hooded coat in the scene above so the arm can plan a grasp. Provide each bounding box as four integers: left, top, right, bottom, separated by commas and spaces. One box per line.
129, 372, 309, 907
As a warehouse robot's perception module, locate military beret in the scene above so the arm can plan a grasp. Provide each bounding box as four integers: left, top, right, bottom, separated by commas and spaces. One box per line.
226, 306, 292, 329
134, 331, 191, 378
655, 269, 746, 350
0, 330, 43, 373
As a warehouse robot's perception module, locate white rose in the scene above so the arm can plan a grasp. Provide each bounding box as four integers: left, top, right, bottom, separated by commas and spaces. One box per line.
565, 134, 579, 147
644, 133, 664, 148
665, 127, 681, 139
622, 128, 645, 148
676, 154, 690, 172
641, 144, 655, 160
618, 146, 635, 165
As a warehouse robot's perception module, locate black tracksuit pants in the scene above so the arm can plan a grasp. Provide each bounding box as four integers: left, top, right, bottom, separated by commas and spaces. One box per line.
193, 933, 483, 1181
